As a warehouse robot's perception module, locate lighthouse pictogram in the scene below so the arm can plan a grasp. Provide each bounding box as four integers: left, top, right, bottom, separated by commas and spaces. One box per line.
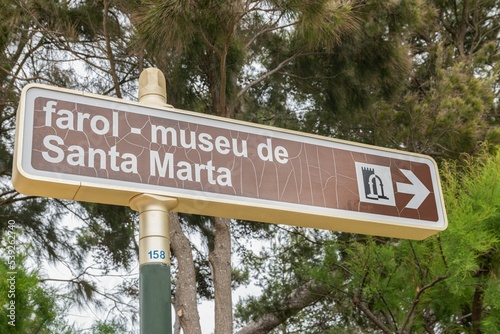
362, 167, 389, 200
355, 162, 396, 206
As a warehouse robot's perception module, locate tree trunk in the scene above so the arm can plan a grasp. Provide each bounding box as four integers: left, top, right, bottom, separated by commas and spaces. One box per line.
471, 255, 490, 334
456, 0, 469, 57
209, 217, 233, 334
471, 284, 484, 334
170, 212, 202, 334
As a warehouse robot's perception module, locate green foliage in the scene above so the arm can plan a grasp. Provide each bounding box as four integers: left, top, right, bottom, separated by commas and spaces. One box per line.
291, 0, 361, 50
374, 55, 497, 159
0, 242, 73, 333
291, 0, 418, 141
236, 148, 500, 333
440, 149, 500, 329
76, 203, 138, 270
368, 0, 500, 158
0, 197, 71, 262
89, 319, 127, 334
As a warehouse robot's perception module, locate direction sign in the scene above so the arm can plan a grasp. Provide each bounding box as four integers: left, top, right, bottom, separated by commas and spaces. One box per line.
13, 84, 447, 239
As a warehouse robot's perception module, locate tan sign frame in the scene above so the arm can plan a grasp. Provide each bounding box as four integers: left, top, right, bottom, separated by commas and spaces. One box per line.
13, 84, 447, 239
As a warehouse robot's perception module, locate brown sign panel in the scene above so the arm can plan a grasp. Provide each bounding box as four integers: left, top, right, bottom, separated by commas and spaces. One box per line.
13, 85, 447, 239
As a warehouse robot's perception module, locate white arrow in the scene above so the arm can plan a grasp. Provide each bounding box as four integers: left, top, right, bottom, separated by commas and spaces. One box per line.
396, 169, 430, 209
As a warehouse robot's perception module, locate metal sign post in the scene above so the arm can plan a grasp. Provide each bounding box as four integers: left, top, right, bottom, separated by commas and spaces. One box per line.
129, 69, 177, 333
130, 193, 176, 333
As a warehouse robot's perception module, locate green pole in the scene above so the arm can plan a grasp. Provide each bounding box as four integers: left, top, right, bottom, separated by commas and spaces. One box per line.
130, 68, 177, 334
140, 263, 171, 332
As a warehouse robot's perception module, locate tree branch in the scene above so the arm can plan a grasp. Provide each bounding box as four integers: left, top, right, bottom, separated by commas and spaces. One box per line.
103, 0, 122, 98
236, 279, 330, 334
352, 295, 393, 334
0, 193, 38, 206
399, 275, 448, 333
237, 52, 302, 98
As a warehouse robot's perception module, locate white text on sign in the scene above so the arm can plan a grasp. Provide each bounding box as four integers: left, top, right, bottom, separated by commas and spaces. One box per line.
40, 100, 289, 187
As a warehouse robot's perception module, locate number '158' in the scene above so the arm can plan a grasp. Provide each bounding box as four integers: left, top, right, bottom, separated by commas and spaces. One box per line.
148, 250, 166, 259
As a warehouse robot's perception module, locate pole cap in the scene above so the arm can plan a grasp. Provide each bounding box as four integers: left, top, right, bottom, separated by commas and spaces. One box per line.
138, 68, 169, 106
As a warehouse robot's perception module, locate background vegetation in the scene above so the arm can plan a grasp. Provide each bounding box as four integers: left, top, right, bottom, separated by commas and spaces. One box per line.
1, 0, 499, 333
